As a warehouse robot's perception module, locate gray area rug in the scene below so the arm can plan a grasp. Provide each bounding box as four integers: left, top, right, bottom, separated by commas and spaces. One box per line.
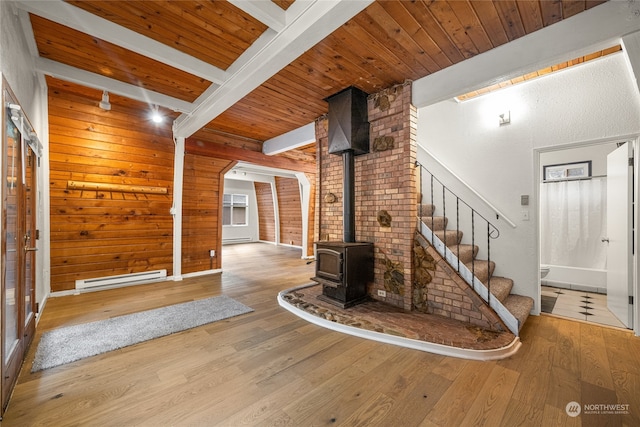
31, 295, 253, 372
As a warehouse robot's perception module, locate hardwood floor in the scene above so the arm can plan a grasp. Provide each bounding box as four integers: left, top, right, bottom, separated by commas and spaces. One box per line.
3, 242, 639, 426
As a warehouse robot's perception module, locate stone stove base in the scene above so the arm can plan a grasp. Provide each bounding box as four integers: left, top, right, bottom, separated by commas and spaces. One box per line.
281, 283, 516, 351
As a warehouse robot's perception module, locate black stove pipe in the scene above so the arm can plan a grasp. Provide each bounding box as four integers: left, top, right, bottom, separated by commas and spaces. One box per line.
325, 86, 370, 244
343, 150, 355, 243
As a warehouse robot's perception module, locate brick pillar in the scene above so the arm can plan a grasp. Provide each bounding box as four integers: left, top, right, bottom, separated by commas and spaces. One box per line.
316, 82, 418, 311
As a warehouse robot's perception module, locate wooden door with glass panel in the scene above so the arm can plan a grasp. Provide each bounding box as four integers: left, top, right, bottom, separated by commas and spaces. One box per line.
2, 84, 37, 413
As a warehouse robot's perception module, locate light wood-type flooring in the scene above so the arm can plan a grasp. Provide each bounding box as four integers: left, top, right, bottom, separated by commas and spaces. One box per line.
2, 243, 639, 426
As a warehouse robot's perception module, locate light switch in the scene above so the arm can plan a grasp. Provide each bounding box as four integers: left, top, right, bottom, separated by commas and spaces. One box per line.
522, 210, 530, 221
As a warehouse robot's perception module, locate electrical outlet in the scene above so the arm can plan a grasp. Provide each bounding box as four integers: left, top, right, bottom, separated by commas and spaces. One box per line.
377, 289, 386, 297
210, 249, 216, 257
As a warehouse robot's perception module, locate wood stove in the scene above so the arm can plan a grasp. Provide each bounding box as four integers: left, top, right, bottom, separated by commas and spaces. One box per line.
312, 86, 374, 308
313, 241, 373, 308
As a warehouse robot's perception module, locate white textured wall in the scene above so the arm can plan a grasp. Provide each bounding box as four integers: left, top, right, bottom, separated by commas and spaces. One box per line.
1, 2, 41, 117
417, 52, 640, 312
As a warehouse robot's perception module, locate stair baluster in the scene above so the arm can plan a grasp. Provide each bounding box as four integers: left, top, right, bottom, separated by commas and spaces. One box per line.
430, 174, 435, 243
442, 184, 447, 262
456, 198, 460, 271
486, 221, 491, 306
471, 211, 476, 293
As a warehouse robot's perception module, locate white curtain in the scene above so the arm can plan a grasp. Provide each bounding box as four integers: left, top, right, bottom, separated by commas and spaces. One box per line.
540, 178, 607, 269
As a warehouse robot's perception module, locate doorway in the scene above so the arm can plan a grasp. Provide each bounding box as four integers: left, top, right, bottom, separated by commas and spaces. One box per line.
538, 139, 635, 330
2, 82, 38, 413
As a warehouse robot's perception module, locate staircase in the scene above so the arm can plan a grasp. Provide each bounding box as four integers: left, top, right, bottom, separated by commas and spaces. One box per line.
418, 201, 533, 335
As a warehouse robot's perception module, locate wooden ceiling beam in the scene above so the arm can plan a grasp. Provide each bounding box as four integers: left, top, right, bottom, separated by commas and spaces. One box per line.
37, 57, 194, 113
228, 0, 286, 32
263, 122, 316, 156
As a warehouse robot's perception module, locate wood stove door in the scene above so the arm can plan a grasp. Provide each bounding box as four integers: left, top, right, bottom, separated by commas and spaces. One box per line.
316, 248, 343, 282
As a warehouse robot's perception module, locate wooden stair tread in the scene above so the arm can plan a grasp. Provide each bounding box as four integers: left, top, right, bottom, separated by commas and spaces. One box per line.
503, 295, 534, 331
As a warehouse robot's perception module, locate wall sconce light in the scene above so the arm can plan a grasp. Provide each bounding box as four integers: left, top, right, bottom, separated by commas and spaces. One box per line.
498, 110, 511, 126
99, 90, 111, 111
150, 105, 164, 123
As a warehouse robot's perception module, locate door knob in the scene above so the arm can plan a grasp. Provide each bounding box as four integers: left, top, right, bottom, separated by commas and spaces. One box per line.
601, 237, 610, 243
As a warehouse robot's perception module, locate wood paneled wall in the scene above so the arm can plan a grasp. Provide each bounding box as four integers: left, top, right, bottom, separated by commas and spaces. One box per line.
46, 76, 319, 290
181, 154, 233, 273
48, 77, 175, 292
254, 182, 275, 242
275, 177, 302, 246
186, 136, 316, 257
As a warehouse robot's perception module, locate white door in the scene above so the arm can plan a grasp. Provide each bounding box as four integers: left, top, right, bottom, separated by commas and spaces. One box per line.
606, 142, 633, 328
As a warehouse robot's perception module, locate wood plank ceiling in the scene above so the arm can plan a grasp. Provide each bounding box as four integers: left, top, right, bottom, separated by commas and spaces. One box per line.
24, 0, 606, 162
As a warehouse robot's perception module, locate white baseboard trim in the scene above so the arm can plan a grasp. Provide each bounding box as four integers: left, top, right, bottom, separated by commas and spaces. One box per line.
181, 269, 222, 278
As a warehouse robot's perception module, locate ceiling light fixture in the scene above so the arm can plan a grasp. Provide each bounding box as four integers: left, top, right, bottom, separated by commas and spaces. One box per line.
99, 90, 111, 111
151, 105, 163, 124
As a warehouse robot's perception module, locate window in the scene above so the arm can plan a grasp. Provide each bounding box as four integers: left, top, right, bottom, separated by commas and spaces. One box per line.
223, 193, 248, 226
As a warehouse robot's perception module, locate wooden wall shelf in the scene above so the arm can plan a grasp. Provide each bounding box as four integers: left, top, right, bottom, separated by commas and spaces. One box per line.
67, 180, 168, 195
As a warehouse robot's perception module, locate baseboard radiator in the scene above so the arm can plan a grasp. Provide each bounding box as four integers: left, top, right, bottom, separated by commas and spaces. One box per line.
222, 237, 252, 244
75, 269, 167, 290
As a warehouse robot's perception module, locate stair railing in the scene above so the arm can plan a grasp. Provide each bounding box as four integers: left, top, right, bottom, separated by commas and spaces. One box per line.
416, 161, 500, 305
